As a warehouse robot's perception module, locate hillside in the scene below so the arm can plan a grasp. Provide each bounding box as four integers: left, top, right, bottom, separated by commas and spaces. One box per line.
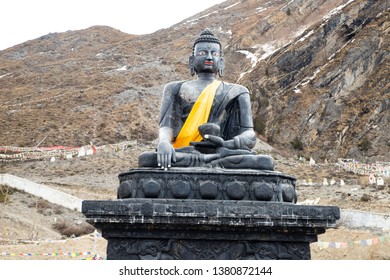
1, 0, 388, 163
240, 0, 389, 162
1, 0, 389, 261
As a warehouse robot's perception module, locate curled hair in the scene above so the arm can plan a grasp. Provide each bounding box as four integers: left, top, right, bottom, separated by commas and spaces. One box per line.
192, 28, 222, 55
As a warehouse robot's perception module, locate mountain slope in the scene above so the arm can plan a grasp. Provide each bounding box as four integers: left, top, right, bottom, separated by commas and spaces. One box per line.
0, 0, 388, 163
241, 0, 389, 162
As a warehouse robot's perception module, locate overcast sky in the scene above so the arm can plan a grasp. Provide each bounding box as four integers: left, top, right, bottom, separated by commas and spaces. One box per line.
0, 0, 226, 50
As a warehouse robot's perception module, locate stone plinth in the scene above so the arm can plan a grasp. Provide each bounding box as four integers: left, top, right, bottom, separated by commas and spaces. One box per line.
83, 196, 340, 260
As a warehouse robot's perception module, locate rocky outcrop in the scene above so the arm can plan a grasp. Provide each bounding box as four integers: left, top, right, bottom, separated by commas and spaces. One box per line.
242, 0, 389, 162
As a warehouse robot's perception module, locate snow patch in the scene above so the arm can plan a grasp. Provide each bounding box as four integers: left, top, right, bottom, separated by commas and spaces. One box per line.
238, 70, 252, 81
116, 65, 128, 71
259, 43, 278, 60
0, 73, 11, 79
236, 42, 281, 81
224, 2, 240, 10
323, 0, 355, 21
293, 87, 301, 93
293, 26, 308, 38
95, 53, 106, 59
184, 11, 219, 26
218, 27, 232, 38
237, 42, 279, 69
256, 7, 268, 13
236, 50, 258, 68
301, 69, 321, 86
280, 0, 296, 11
376, 7, 390, 18
297, 30, 314, 43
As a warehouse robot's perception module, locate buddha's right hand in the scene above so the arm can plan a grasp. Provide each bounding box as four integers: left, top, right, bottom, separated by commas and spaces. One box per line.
157, 141, 176, 170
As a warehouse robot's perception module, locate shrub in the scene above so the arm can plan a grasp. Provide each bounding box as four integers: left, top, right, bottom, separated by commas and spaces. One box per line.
0, 184, 15, 203
290, 137, 304, 151
254, 117, 266, 135
358, 137, 371, 151
52, 218, 95, 237
28, 198, 51, 210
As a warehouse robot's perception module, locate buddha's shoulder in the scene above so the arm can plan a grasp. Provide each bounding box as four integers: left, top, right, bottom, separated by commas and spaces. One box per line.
222, 81, 250, 93
163, 80, 187, 93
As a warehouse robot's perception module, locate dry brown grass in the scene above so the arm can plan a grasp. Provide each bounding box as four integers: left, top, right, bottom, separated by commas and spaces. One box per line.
52, 218, 95, 237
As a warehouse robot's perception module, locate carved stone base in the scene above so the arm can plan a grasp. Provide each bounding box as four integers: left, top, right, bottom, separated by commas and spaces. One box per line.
117, 168, 297, 203
107, 238, 310, 260
82, 198, 340, 260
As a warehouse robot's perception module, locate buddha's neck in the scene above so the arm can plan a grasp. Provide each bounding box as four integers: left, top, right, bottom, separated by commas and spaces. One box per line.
197, 73, 216, 81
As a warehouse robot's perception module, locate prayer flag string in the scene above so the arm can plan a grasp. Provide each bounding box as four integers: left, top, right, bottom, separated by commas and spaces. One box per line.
338, 158, 390, 178
315, 232, 390, 249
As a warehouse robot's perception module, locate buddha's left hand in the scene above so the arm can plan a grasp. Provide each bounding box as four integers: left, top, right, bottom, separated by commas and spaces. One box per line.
204, 135, 235, 149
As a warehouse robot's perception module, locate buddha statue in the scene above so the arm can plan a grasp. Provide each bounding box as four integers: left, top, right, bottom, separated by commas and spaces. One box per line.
139, 29, 274, 171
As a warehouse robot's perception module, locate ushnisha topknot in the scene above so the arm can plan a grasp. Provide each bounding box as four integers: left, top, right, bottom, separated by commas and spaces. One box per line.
192, 28, 222, 55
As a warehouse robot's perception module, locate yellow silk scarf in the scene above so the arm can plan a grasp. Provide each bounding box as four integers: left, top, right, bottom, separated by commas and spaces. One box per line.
173, 80, 221, 148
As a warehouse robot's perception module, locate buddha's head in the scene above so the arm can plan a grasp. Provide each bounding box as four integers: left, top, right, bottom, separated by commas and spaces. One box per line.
189, 28, 224, 77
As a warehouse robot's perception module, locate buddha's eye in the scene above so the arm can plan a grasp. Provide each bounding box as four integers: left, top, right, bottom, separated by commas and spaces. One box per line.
212, 52, 220, 57
197, 51, 206, 56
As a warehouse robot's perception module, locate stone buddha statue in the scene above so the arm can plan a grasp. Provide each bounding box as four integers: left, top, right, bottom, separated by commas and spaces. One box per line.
139, 29, 274, 171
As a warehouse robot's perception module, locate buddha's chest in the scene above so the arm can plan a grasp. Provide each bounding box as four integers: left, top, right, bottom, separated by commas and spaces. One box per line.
176, 81, 224, 118
178, 89, 196, 117
178, 84, 204, 103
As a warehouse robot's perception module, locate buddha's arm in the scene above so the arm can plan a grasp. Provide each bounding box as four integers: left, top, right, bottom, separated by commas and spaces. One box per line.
159, 82, 176, 129
159, 126, 173, 143
221, 93, 256, 150
157, 82, 182, 169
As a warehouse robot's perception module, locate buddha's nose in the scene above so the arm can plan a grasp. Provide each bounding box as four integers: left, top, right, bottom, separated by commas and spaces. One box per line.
206, 52, 212, 59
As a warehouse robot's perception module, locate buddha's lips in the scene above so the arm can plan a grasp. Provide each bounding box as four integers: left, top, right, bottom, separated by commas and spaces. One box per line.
204, 61, 213, 65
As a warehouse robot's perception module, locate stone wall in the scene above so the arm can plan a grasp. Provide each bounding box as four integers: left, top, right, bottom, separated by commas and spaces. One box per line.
0, 173, 82, 211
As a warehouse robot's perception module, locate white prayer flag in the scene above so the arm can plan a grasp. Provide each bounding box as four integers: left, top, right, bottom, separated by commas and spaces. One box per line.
323, 178, 329, 186
369, 174, 376, 185
78, 147, 86, 157
376, 177, 384, 186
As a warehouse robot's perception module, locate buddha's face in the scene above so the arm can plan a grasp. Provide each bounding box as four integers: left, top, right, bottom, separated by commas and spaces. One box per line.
192, 42, 223, 74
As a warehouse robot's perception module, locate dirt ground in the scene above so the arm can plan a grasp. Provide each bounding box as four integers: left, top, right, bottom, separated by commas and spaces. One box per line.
1, 142, 389, 260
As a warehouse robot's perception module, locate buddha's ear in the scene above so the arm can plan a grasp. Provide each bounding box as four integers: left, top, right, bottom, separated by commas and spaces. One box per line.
189, 55, 196, 76
218, 57, 225, 77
